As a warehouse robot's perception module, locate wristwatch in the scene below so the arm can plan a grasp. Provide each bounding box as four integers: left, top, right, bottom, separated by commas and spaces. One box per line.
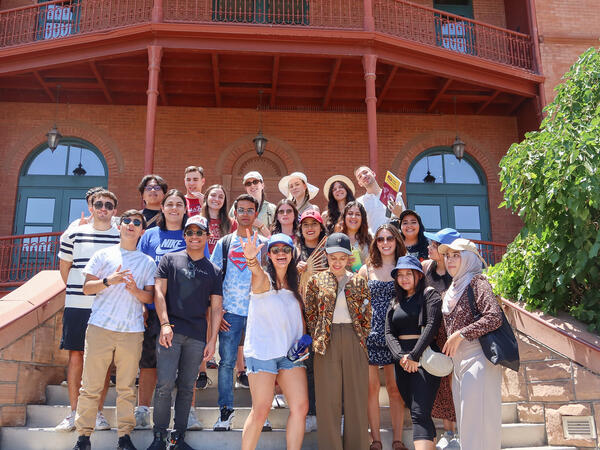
102, 278, 110, 287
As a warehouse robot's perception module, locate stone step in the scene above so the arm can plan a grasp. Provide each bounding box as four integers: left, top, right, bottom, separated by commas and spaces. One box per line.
505, 447, 577, 450
501, 423, 546, 448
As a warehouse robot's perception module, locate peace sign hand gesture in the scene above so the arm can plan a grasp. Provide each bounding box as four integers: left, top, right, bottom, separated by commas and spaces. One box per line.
242, 229, 265, 261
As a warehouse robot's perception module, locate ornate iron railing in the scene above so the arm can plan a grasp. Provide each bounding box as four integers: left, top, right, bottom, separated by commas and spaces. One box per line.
0, 232, 62, 291
0, 0, 535, 71
472, 239, 507, 266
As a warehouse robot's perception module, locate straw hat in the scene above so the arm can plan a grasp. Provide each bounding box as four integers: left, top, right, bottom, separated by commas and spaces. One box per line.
322, 175, 356, 201
278, 172, 319, 200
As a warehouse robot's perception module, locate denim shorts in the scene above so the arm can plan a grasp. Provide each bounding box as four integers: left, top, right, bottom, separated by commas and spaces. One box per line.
246, 356, 305, 375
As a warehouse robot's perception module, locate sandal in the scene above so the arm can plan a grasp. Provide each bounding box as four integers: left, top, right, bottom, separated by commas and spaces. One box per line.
392, 441, 408, 450
369, 441, 382, 450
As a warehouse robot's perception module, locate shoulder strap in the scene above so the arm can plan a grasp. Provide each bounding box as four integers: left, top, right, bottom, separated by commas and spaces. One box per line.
221, 233, 233, 276
466, 285, 481, 320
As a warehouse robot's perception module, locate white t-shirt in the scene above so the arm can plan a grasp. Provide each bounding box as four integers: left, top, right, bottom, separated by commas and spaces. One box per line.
58, 224, 121, 309
357, 191, 405, 235
332, 289, 352, 324
83, 245, 156, 333
244, 286, 303, 360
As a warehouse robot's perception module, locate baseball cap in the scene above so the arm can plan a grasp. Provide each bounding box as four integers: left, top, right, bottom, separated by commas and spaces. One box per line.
391, 255, 424, 279
183, 215, 208, 232
325, 233, 352, 255
268, 233, 294, 251
243, 171, 263, 184
423, 228, 461, 245
300, 209, 323, 225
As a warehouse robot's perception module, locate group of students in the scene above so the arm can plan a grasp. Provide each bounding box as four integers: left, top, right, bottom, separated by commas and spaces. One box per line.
59, 164, 505, 450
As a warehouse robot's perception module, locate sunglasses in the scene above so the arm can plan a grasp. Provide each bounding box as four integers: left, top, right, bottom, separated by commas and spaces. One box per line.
121, 217, 142, 227
244, 179, 261, 187
270, 246, 292, 255
185, 230, 206, 237
376, 236, 395, 243
144, 185, 162, 192
93, 201, 114, 211
237, 207, 256, 215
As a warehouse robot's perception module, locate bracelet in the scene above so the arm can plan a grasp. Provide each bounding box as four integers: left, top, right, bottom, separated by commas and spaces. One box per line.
160, 323, 173, 328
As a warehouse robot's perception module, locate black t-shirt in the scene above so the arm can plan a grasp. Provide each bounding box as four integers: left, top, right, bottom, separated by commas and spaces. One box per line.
156, 250, 223, 342
142, 208, 161, 228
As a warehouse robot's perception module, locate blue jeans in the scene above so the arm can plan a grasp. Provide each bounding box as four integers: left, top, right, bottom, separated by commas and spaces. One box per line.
153, 333, 205, 433
217, 312, 247, 409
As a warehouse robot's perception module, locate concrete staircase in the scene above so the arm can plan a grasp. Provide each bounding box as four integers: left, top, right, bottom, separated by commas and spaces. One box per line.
0, 368, 577, 450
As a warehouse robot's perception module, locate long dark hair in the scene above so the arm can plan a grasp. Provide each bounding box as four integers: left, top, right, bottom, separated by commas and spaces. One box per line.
202, 184, 231, 237
369, 224, 406, 268
337, 201, 372, 248
271, 199, 299, 235
298, 218, 327, 252
265, 251, 303, 311
325, 181, 355, 233
398, 209, 429, 258
393, 269, 425, 304
157, 189, 188, 231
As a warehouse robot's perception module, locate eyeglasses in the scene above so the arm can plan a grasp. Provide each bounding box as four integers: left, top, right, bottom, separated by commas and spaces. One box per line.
376, 236, 395, 243
244, 179, 261, 187
270, 246, 292, 255
121, 217, 142, 227
185, 230, 206, 237
144, 185, 162, 192
93, 201, 114, 211
236, 207, 256, 215
277, 209, 294, 215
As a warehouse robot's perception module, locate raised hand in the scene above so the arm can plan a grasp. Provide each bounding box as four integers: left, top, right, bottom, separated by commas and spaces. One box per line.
241, 229, 265, 261
106, 265, 132, 286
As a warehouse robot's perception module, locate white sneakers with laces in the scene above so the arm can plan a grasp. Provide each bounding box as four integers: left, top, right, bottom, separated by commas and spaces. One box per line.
55, 411, 75, 432
95, 411, 110, 430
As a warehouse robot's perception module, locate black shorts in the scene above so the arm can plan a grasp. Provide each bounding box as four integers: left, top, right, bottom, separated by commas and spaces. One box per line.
60, 307, 91, 352
140, 308, 160, 369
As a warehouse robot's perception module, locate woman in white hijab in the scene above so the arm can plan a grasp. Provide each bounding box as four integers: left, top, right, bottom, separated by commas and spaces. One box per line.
437, 239, 504, 450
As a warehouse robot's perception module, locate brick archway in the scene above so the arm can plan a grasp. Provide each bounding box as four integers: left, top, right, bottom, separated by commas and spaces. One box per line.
216, 134, 304, 201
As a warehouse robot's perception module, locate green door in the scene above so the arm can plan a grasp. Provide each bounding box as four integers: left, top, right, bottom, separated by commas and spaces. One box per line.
406, 148, 490, 240
15, 140, 108, 235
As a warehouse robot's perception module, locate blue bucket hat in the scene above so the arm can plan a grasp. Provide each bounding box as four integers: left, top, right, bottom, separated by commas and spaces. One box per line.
391, 255, 423, 279
423, 228, 461, 245
268, 233, 294, 251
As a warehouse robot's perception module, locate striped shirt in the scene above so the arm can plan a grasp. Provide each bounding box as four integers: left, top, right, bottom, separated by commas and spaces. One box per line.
84, 245, 156, 333
58, 224, 121, 309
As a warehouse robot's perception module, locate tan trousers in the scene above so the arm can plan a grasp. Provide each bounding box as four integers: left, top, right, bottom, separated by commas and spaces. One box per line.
314, 323, 369, 450
452, 339, 502, 450
75, 324, 143, 437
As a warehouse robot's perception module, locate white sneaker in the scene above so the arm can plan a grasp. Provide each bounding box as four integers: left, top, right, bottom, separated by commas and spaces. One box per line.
305, 415, 317, 432
95, 411, 110, 430
55, 411, 75, 432
187, 409, 203, 430
271, 394, 287, 409
213, 407, 234, 431
134, 406, 151, 429
436, 431, 454, 450
262, 418, 272, 432
446, 436, 461, 449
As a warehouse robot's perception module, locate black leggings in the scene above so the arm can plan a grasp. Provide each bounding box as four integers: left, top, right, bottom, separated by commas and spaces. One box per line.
395, 362, 441, 441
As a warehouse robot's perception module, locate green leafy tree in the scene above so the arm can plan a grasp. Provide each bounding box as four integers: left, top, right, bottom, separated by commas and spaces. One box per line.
488, 47, 600, 331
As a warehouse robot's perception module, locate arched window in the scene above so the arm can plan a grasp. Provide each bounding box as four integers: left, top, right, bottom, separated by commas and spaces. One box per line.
406, 147, 490, 240
15, 139, 108, 234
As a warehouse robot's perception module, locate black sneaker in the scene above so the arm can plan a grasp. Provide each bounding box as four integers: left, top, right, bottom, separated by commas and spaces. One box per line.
195, 372, 211, 390
235, 371, 249, 389
117, 434, 137, 450
146, 431, 167, 450
213, 407, 235, 431
73, 436, 91, 450
169, 431, 195, 450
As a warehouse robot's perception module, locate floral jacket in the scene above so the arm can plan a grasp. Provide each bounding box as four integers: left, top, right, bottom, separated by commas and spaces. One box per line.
304, 270, 372, 355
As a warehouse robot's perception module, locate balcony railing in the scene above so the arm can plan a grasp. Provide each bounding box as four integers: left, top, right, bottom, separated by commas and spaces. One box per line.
0, 0, 535, 71
0, 232, 61, 291
472, 239, 507, 267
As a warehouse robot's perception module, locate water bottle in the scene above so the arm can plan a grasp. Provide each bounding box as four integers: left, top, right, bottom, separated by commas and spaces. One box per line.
287, 334, 312, 363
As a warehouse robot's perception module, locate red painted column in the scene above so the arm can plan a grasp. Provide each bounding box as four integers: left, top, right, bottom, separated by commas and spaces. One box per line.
362, 54, 378, 172
152, 0, 163, 23
144, 45, 162, 175
363, 0, 375, 32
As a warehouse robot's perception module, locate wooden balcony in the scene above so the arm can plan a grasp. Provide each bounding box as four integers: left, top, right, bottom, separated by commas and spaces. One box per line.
0, 0, 535, 72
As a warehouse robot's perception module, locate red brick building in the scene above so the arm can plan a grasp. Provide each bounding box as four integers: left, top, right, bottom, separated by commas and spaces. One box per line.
0, 0, 597, 242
